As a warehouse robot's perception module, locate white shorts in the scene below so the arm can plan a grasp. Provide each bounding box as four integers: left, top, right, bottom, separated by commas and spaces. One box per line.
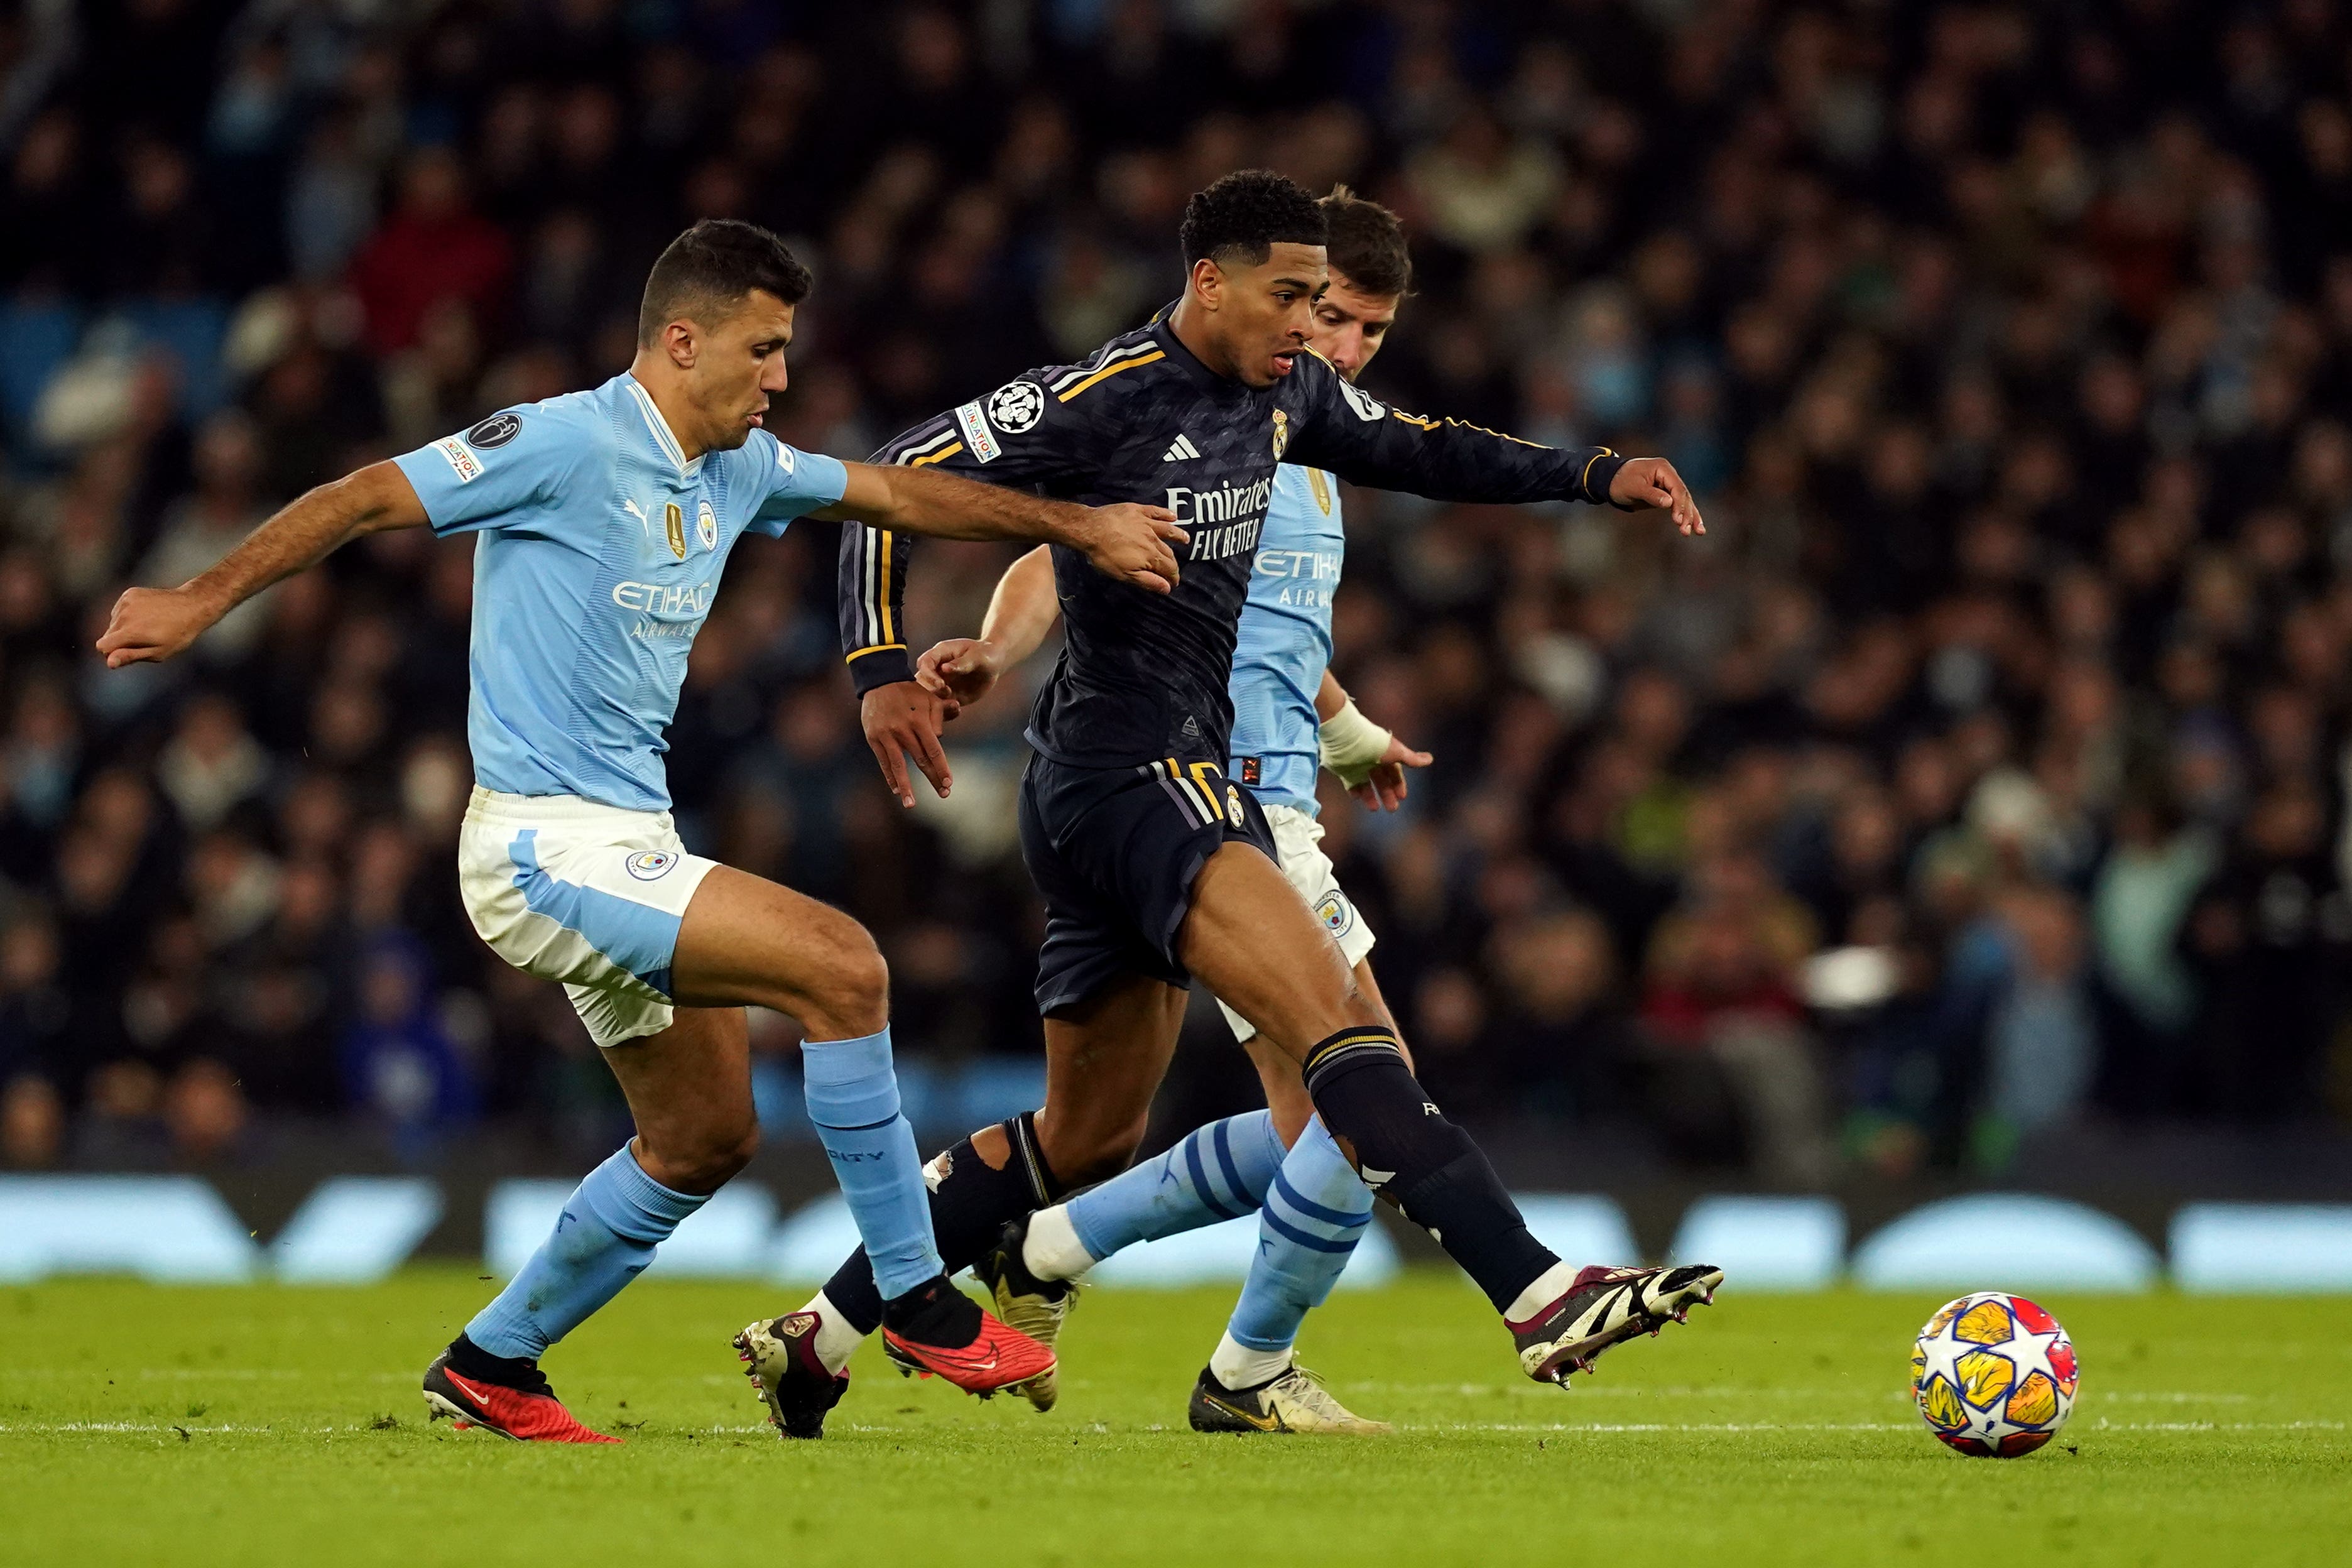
1217, 801, 1377, 1042
457, 787, 719, 1047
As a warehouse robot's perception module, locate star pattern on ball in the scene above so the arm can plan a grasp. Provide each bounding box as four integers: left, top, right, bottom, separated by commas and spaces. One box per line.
1911, 1292, 2079, 1457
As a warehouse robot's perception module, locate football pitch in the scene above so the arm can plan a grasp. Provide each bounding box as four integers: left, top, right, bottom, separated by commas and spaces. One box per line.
4, 1270, 2345, 1567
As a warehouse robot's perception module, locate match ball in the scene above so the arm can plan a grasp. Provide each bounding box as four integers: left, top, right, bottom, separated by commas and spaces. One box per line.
1909, 1291, 2079, 1457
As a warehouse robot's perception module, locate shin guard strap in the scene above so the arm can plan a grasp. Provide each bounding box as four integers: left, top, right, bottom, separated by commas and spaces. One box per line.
1002, 1110, 1066, 1206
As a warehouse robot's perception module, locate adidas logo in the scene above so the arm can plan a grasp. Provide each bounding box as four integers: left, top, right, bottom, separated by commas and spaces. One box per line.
1161, 432, 1201, 462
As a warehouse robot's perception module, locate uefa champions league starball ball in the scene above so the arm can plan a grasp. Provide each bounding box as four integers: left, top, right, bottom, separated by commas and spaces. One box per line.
1910, 1291, 2080, 1457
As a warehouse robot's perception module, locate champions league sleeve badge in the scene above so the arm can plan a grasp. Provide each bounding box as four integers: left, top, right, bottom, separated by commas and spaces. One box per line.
986, 379, 1045, 433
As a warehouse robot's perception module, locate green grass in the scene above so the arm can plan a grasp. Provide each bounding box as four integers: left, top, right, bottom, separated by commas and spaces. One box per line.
3, 1270, 2346, 1566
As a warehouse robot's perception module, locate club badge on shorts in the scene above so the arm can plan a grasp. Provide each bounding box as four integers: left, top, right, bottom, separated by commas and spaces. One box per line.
1225, 784, 1246, 828
626, 851, 678, 880
1314, 891, 1353, 935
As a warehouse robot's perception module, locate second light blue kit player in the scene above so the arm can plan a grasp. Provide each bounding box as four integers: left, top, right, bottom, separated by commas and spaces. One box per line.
97, 219, 1188, 1441
895, 190, 1436, 1433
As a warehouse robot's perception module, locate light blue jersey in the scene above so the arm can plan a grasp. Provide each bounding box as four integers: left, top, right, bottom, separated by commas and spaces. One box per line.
393, 373, 847, 812
1226, 463, 1342, 814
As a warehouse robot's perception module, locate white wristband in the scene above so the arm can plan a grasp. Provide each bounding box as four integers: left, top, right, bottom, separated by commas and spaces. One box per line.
1318, 698, 1393, 788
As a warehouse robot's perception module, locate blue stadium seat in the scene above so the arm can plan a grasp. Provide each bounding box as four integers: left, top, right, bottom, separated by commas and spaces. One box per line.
0, 300, 79, 433
121, 298, 231, 417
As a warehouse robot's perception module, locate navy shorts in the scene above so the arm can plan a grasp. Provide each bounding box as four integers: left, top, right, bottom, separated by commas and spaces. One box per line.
1018, 753, 1278, 1015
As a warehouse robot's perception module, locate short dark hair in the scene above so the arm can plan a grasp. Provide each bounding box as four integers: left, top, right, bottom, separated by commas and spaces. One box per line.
1319, 185, 1412, 298
1179, 169, 1327, 271
638, 219, 813, 345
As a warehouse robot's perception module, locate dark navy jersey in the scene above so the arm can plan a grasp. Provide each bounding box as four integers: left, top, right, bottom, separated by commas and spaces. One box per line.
838, 312, 1630, 770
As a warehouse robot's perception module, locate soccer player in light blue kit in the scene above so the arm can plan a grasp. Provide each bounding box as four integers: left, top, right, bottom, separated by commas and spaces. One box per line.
97, 219, 1188, 1442
904, 190, 1434, 1432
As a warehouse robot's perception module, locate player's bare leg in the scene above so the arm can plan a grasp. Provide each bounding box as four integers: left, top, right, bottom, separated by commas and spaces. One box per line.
1178, 842, 1722, 1384
599, 1004, 758, 1189
1239, 955, 1405, 1145
981, 974, 1190, 1186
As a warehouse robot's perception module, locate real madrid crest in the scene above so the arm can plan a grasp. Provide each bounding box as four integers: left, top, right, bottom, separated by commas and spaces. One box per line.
1271, 407, 1290, 460
696, 497, 717, 552
665, 501, 685, 559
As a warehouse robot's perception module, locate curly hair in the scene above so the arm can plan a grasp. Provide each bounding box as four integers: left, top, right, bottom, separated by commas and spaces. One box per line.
1179, 169, 1328, 270
1320, 185, 1413, 298
638, 219, 814, 345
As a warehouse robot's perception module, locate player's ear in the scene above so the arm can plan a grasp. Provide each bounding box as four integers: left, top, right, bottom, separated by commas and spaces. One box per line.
663, 319, 698, 370
1189, 257, 1222, 312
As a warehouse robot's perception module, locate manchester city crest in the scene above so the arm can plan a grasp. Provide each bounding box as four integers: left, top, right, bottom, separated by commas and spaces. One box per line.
696, 497, 717, 552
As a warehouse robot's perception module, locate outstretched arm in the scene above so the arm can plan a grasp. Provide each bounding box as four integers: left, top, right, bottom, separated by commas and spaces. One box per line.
97, 460, 427, 667
813, 462, 1184, 590
913, 544, 1061, 710
1286, 357, 1703, 534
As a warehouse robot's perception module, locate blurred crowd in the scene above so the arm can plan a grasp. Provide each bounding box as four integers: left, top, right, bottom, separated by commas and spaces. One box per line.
2, 0, 2350, 1182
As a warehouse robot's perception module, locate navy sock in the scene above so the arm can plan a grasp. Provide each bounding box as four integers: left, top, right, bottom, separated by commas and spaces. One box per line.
823, 1112, 1064, 1336
1302, 1026, 1556, 1314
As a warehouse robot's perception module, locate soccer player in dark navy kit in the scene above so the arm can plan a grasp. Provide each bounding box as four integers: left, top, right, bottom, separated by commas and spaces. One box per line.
741, 172, 1723, 1434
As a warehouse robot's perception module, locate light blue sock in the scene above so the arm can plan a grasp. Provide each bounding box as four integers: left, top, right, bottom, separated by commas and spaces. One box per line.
467, 1143, 705, 1361
1228, 1116, 1373, 1352
802, 1027, 944, 1300
1067, 1110, 1285, 1262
